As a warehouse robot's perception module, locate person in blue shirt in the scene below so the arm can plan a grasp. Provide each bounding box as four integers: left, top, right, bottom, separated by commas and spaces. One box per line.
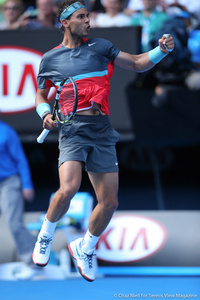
0, 120, 37, 279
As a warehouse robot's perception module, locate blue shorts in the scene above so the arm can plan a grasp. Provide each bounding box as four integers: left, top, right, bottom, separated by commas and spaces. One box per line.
58, 115, 120, 173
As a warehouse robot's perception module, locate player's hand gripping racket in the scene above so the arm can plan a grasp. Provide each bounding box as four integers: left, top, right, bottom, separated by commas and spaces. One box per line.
37, 77, 78, 143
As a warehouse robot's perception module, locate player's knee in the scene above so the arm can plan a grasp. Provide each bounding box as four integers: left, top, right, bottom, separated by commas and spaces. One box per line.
102, 197, 118, 213
57, 186, 77, 206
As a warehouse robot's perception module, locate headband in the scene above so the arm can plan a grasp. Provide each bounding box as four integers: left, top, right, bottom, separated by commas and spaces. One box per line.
60, 2, 86, 22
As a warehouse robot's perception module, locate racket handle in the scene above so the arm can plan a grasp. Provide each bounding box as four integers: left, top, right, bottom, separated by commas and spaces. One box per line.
37, 128, 50, 143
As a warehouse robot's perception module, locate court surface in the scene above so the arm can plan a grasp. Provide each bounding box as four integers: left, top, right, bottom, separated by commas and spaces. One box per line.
0, 271, 199, 300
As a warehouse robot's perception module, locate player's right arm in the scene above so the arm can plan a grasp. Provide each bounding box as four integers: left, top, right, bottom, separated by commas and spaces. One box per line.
115, 34, 174, 72
35, 88, 56, 130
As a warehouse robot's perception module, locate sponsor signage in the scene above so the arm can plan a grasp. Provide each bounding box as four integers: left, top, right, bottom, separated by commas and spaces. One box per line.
0, 46, 43, 114
96, 214, 167, 263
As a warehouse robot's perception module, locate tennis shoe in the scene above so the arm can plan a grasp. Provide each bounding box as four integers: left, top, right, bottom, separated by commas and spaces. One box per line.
32, 233, 53, 267
68, 238, 96, 282
13, 264, 44, 280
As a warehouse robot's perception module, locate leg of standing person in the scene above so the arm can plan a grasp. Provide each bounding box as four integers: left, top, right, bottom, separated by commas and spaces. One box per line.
0, 175, 36, 264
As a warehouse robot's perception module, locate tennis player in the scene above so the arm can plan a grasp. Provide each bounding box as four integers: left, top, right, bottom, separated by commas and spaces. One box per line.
33, 0, 174, 282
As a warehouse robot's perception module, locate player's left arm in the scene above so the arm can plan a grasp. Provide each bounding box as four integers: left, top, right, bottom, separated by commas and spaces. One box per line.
114, 34, 174, 72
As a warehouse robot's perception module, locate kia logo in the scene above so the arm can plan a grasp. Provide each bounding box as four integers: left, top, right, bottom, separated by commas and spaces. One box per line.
0, 46, 55, 114
96, 214, 167, 263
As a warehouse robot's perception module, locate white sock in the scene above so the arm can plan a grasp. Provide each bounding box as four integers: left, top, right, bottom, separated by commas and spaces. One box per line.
39, 215, 57, 238
81, 230, 100, 254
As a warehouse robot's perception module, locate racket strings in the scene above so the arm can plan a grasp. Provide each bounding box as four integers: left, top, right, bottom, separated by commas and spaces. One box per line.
57, 83, 76, 122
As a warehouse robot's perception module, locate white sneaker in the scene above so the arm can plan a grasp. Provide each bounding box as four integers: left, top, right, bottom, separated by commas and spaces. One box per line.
32, 234, 53, 267
68, 238, 96, 282
13, 265, 43, 280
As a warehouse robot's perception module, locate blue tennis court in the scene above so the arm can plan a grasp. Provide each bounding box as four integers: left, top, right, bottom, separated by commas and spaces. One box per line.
0, 268, 200, 300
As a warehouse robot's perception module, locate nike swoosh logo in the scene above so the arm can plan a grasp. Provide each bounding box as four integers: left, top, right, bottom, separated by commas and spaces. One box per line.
88, 42, 97, 47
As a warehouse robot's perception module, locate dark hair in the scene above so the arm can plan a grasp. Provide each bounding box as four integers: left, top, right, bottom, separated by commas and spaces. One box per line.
57, 0, 86, 31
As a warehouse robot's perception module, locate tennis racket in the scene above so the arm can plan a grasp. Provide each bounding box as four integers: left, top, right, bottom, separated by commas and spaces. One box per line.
37, 77, 78, 143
